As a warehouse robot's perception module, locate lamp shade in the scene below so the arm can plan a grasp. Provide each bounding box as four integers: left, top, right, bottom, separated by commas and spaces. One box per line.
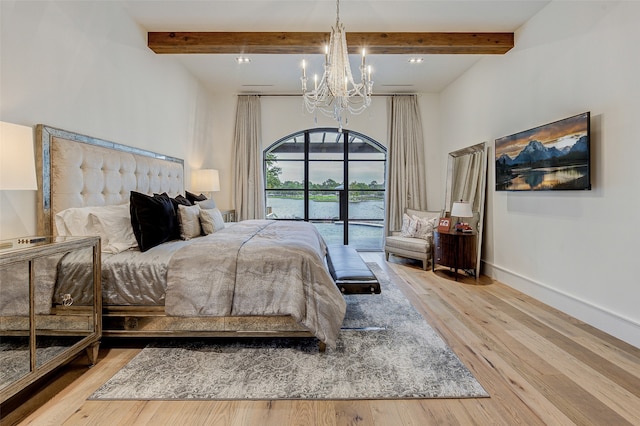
0, 121, 37, 190
191, 169, 220, 192
451, 201, 473, 218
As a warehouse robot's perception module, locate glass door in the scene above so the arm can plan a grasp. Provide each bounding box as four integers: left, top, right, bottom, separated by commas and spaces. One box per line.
346, 137, 386, 250
264, 129, 386, 250
308, 129, 345, 246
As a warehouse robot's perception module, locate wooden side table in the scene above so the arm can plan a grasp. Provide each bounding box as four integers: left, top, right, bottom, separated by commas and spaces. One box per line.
433, 230, 477, 280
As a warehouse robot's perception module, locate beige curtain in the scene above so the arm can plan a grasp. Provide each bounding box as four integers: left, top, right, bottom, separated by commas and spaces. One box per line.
232, 95, 265, 220
450, 152, 483, 212
385, 95, 428, 233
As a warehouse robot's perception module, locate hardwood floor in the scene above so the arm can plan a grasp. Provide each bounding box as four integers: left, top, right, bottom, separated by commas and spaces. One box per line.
3, 252, 639, 425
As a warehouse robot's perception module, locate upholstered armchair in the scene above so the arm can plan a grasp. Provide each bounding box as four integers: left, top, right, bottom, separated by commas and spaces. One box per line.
384, 209, 441, 270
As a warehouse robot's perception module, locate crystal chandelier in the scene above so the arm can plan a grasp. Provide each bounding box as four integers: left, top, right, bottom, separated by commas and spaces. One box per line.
300, 0, 373, 131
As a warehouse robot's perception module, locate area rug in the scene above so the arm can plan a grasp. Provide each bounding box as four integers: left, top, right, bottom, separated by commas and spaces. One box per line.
89, 263, 488, 400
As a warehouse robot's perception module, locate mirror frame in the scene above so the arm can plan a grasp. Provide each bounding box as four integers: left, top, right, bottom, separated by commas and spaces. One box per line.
444, 142, 488, 279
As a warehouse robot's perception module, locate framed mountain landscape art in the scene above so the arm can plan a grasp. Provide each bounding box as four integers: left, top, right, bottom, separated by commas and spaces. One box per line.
495, 112, 591, 191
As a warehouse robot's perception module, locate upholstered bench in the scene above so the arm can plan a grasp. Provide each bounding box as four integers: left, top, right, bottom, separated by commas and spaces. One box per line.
326, 245, 381, 294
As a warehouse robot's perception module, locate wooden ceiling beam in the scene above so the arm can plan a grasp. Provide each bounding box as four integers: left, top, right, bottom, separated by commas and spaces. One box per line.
148, 32, 514, 55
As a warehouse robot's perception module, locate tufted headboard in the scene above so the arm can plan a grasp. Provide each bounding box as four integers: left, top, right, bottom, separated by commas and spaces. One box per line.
36, 125, 184, 236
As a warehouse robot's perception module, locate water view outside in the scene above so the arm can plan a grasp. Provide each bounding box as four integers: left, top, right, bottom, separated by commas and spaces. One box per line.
266, 197, 384, 249
266, 197, 384, 220
314, 222, 384, 250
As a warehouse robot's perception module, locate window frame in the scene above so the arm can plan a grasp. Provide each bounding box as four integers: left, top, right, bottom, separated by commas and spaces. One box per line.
264, 128, 386, 248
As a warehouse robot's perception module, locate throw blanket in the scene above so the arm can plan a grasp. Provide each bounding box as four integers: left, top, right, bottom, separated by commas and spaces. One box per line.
165, 220, 347, 348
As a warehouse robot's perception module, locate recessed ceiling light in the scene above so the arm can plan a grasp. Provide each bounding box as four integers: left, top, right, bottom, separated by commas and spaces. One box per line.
408, 58, 424, 64
235, 57, 251, 64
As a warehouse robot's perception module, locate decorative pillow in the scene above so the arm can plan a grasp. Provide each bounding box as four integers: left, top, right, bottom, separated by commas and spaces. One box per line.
186, 191, 207, 204
55, 205, 104, 238
130, 191, 176, 252
178, 204, 202, 240
199, 207, 226, 235
196, 198, 217, 209
55, 204, 137, 253
154, 193, 193, 240
87, 203, 138, 253
400, 213, 418, 237
413, 215, 436, 241
173, 194, 193, 207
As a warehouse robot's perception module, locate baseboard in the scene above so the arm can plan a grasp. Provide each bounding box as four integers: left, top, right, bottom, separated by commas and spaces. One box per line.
482, 261, 640, 349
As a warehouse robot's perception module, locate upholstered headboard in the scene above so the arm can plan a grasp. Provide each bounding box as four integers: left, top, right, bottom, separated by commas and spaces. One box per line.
36, 125, 184, 236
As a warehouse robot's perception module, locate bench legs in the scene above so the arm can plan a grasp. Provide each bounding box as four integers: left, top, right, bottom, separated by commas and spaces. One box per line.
386, 251, 430, 271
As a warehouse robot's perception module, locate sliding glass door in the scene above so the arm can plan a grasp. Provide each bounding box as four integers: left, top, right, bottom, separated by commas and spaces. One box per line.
264, 128, 386, 250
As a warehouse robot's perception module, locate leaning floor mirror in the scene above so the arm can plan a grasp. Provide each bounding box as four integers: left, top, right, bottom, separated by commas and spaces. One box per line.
443, 142, 488, 279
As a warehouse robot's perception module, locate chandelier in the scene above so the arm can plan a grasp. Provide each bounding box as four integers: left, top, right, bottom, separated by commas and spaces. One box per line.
300, 0, 373, 130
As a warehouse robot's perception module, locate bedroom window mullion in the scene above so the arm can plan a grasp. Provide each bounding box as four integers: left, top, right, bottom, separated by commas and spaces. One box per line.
304, 130, 310, 221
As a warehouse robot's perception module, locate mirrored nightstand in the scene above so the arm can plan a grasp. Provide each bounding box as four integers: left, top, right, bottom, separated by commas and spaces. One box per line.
0, 235, 101, 404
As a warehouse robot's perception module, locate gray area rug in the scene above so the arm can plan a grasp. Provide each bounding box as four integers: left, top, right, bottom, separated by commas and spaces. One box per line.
89, 263, 488, 400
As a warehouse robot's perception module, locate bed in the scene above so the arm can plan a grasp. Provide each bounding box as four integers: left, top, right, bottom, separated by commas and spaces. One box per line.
35, 124, 347, 350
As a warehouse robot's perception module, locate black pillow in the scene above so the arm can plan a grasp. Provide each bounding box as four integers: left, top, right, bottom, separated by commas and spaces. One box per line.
174, 194, 193, 207
130, 191, 176, 252
155, 193, 193, 240
185, 191, 207, 204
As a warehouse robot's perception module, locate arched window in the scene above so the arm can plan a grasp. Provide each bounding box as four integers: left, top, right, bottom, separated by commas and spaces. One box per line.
264, 128, 386, 250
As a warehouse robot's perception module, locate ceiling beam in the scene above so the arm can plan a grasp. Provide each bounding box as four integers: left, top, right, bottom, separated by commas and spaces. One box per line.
148, 32, 514, 55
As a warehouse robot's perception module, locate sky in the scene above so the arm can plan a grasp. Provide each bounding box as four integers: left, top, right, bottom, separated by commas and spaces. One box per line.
495, 112, 589, 159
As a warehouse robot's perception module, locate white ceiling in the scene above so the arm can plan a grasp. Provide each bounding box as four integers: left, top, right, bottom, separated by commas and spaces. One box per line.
122, 0, 551, 94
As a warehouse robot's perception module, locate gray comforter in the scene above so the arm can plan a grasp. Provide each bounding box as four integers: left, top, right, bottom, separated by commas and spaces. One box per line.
165, 220, 346, 347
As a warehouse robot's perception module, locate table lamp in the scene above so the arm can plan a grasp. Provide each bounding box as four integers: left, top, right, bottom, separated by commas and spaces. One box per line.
191, 169, 220, 199
0, 121, 37, 191
451, 201, 473, 232
1, 121, 37, 248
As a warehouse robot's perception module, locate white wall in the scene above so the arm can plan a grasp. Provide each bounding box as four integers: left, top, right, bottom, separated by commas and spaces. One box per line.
439, 1, 640, 347
0, 0, 214, 239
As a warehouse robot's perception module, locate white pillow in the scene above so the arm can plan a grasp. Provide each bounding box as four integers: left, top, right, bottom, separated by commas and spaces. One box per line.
196, 198, 217, 210
400, 213, 418, 237
199, 207, 226, 235
55, 204, 136, 254
55, 205, 102, 237
88, 204, 138, 253
178, 204, 202, 240
413, 215, 436, 240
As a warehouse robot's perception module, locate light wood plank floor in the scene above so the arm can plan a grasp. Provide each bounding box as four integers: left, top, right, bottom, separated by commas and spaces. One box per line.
3, 253, 639, 425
